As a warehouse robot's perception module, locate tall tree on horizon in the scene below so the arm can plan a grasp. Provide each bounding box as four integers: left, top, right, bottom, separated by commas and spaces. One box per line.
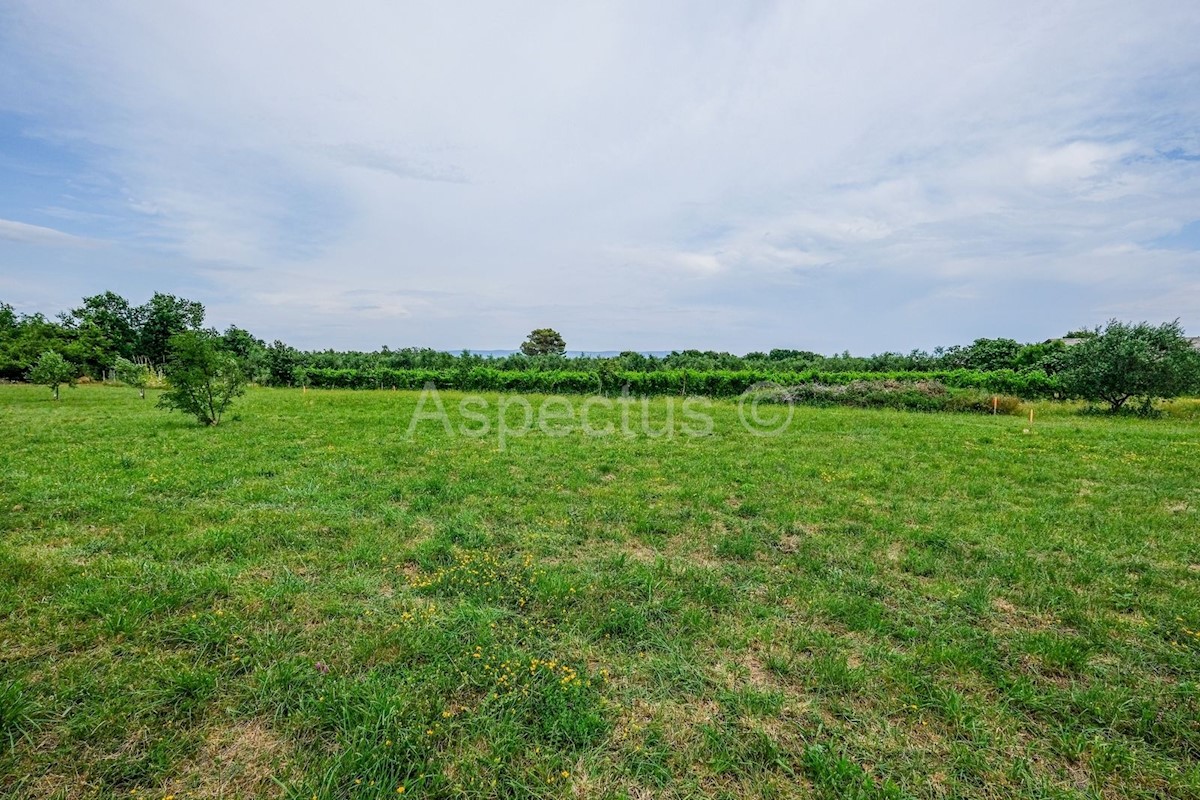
137, 293, 206, 365
520, 328, 567, 356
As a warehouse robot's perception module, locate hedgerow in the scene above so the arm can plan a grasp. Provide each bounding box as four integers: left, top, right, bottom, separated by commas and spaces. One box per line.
294, 367, 1059, 399
763, 381, 1025, 413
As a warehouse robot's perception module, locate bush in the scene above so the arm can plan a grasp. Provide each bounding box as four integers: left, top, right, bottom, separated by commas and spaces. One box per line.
945, 393, 1023, 414
762, 381, 1024, 414
157, 332, 246, 425
114, 356, 152, 399
27, 350, 76, 400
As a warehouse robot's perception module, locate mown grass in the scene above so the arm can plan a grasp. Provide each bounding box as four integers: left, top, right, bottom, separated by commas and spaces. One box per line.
1, 384, 1198, 799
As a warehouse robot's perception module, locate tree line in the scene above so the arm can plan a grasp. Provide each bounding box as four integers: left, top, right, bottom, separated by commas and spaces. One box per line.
3, 291, 1080, 383
4, 291, 1198, 415
0, 291, 205, 380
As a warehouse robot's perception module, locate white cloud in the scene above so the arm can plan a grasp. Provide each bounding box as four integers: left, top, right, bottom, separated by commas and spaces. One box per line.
1025, 141, 1134, 187
0, 217, 94, 246
1, 1, 1199, 352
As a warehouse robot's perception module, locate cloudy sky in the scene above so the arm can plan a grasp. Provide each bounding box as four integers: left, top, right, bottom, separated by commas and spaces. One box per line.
1, 1, 1198, 354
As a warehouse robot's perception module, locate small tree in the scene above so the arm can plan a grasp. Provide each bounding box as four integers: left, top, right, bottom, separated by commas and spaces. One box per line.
519, 328, 566, 356
113, 356, 151, 399
157, 332, 246, 425
27, 350, 76, 400
1060, 320, 1200, 413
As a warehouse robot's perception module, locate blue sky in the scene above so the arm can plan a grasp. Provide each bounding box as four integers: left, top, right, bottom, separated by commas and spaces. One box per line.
1, 1, 1199, 353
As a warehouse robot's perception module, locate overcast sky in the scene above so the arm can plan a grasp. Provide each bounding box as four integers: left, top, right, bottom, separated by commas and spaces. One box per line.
1, 1, 1198, 354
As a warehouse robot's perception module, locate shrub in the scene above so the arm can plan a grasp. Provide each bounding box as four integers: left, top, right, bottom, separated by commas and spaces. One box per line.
944, 392, 1023, 414
27, 350, 76, 400
157, 332, 246, 425
113, 356, 152, 399
767, 381, 1024, 414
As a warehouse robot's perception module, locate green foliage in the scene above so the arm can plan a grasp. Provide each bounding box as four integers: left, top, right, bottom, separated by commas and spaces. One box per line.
157, 332, 246, 425
26, 350, 76, 400
0, 302, 15, 336
520, 327, 567, 356
62, 291, 141, 375
963, 337, 1023, 371
1011, 339, 1068, 375
0, 312, 74, 381
295, 366, 1061, 399
137, 292, 205, 365
767, 381, 1026, 413
219, 325, 268, 383
1, 292, 208, 380
266, 349, 1071, 395
113, 357, 152, 398
1059, 319, 1200, 412
5, 294, 1198, 415
264, 339, 301, 386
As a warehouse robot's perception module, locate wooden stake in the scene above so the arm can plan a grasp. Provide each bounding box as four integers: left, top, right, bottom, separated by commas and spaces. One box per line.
992, 396, 998, 415
1028, 408, 1034, 426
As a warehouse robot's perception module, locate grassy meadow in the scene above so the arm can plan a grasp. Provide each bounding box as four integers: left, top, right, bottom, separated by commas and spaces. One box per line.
1, 384, 1199, 799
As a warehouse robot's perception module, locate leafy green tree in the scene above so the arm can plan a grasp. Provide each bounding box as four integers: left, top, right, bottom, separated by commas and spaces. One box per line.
1013, 340, 1068, 375
519, 328, 566, 356
264, 340, 300, 386
962, 338, 1023, 371
157, 332, 246, 425
0, 311, 73, 380
220, 325, 266, 382
63, 291, 140, 374
1060, 320, 1200, 412
220, 326, 263, 360
0, 303, 15, 336
113, 356, 152, 399
0, 303, 20, 379
137, 293, 205, 365
28, 350, 76, 400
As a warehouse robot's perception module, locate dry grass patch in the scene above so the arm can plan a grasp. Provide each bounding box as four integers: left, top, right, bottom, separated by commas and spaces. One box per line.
178, 720, 290, 799
990, 596, 1060, 632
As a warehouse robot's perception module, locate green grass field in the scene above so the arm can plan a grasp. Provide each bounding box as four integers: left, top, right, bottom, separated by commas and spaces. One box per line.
2, 384, 1199, 799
